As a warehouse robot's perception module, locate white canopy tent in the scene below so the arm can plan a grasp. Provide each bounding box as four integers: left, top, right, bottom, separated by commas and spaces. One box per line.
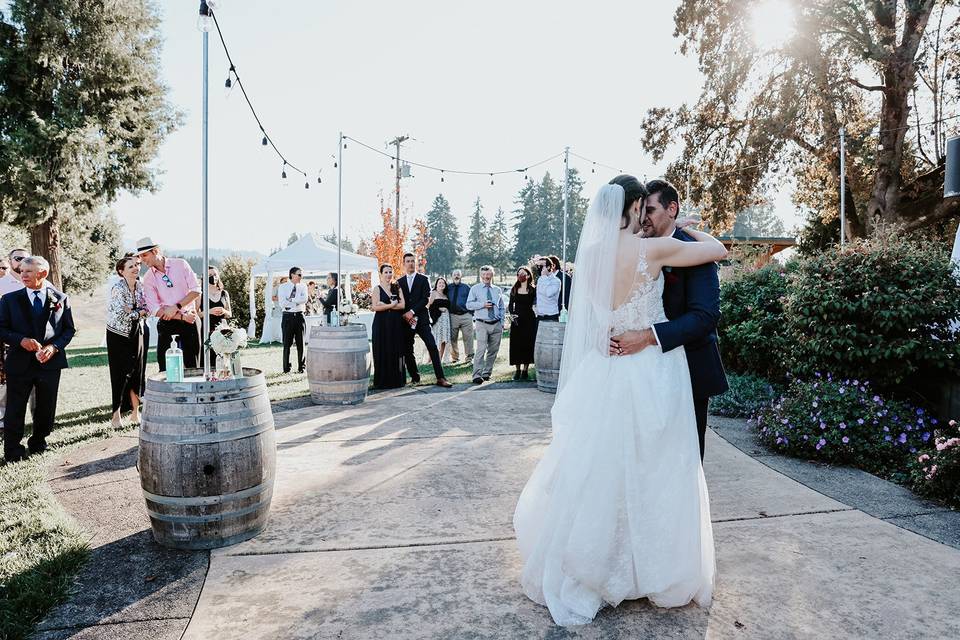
249, 233, 378, 342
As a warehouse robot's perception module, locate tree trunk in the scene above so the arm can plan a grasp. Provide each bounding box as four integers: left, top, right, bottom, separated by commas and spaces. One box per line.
30, 212, 63, 291
865, 2, 935, 232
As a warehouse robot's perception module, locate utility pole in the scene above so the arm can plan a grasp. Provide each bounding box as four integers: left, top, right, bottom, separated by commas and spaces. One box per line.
561, 146, 570, 317
839, 127, 846, 247
389, 135, 410, 229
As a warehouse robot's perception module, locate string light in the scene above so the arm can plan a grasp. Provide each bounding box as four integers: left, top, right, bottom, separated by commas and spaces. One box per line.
281, 162, 287, 180
440, 170, 445, 183
490, 173, 494, 185
261, 133, 268, 146
304, 179, 309, 189
224, 65, 234, 89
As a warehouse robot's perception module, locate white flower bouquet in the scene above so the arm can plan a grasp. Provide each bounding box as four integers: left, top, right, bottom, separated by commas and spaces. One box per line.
338, 302, 359, 325
205, 324, 249, 378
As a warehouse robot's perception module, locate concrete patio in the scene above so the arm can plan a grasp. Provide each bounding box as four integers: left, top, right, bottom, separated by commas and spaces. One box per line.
40, 385, 960, 639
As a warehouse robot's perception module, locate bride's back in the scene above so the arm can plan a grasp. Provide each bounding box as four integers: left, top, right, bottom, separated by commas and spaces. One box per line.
612, 234, 652, 309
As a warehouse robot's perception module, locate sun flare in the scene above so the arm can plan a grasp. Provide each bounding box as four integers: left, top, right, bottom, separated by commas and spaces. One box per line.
750, 0, 797, 51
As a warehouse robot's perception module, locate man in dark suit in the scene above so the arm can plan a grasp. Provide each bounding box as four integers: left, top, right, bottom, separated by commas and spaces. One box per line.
0, 256, 76, 463
397, 253, 453, 388
609, 179, 728, 460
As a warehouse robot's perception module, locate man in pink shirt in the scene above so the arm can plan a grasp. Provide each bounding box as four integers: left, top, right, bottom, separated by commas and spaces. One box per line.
136, 238, 202, 372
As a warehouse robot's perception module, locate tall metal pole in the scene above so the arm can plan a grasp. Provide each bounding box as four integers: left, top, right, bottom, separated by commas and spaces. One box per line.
201, 5, 211, 378
839, 126, 846, 247
337, 132, 343, 313
561, 146, 570, 313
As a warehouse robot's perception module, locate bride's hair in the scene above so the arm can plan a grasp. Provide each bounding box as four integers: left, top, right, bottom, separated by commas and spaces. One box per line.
607, 175, 648, 229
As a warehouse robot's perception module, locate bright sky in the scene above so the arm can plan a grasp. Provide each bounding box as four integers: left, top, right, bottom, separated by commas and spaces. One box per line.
113, 0, 798, 253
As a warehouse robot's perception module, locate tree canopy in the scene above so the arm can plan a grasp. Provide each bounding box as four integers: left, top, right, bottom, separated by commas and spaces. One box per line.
423, 194, 461, 275
0, 0, 180, 288
642, 0, 959, 239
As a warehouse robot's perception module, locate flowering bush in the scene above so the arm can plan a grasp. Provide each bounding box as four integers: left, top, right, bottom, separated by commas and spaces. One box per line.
910, 419, 960, 507
754, 375, 936, 479
711, 373, 779, 418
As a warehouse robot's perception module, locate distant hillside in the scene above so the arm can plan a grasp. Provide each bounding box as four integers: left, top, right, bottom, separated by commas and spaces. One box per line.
167, 248, 266, 261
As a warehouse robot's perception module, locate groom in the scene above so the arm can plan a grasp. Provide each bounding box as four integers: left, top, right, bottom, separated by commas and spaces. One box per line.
610, 178, 728, 459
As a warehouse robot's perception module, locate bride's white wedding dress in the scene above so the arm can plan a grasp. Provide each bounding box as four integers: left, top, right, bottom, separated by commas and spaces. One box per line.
514, 217, 715, 626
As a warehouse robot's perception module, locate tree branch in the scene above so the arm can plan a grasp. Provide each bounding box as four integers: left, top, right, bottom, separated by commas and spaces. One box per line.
846, 77, 889, 92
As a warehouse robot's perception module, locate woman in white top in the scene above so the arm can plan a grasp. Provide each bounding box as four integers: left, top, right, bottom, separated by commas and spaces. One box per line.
106, 255, 149, 427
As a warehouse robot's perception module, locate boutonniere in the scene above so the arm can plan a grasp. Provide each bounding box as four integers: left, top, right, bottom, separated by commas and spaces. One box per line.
46, 295, 62, 313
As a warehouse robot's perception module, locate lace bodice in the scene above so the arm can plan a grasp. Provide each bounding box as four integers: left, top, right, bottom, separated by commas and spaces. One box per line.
610, 248, 667, 335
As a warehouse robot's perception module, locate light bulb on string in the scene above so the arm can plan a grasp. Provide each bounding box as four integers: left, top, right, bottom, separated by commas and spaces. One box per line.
390, 158, 395, 170
440, 170, 444, 183
261, 131, 268, 146
317, 171, 322, 184
304, 179, 309, 189
490, 173, 494, 186
591, 162, 596, 174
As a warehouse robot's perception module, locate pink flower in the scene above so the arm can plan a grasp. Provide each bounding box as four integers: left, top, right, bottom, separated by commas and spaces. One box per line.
918, 454, 930, 463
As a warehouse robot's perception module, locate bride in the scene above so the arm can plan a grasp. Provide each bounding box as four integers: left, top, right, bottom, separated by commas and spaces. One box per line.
513, 177, 728, 626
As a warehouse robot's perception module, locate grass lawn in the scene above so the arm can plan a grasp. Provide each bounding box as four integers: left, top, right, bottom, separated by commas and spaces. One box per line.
0, 333, 530, 639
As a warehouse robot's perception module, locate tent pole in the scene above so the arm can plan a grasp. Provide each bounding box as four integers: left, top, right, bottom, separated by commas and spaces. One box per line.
337, 132, 344, 317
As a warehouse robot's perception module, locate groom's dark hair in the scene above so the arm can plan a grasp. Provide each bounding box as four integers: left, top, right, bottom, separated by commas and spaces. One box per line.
646, 179, 680, 219
608, 175, 648, 229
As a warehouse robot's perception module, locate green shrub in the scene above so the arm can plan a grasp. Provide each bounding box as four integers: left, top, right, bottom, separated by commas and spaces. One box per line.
910, 419, 960, 507
754, 375, 935, 479
785, 235, 960, 392
711, 373, 779, 418
219, 255, 266, 337
719, 264, 792, 380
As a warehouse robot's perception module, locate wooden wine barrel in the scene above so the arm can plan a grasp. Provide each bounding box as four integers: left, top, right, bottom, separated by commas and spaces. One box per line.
306, 324, 370, 405
534, 321, 565, 394
138, 368, 276, 550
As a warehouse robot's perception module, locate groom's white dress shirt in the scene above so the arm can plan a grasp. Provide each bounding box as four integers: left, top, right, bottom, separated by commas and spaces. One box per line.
277, 281, 308, 313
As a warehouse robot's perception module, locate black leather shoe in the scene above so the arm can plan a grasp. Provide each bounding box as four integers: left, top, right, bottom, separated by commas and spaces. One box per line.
410, 377, 421, 385
483, 376, 491, 381
472, 377, 483, 384
513, 371, 521, 380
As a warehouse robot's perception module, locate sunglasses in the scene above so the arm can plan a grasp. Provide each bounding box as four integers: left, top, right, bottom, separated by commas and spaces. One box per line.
161, 273, 174, 288
12, 256, 25, 262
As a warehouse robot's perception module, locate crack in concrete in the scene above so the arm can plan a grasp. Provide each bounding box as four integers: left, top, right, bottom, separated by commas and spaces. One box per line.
37, 616, 191, 632
277, 430, 547, 446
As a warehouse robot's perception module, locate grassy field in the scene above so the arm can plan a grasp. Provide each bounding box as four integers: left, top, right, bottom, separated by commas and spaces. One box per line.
0, 334, 526, 639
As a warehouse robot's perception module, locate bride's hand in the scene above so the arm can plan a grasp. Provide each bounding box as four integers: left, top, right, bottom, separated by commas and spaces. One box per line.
676, 213, 702, 230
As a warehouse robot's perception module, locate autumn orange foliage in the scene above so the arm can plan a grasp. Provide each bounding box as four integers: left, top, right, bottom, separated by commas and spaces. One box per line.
411, 218, 434, 273
371, 207, 408, 273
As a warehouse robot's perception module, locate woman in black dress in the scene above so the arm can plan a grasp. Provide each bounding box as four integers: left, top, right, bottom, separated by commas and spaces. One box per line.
371, 264, 407, 389
200, 267, 232, 369
106, 255, 150, 427
508, 266, 537, 380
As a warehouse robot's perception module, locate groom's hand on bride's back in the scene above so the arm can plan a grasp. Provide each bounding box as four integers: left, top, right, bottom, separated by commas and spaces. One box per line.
609, 329, 656, 356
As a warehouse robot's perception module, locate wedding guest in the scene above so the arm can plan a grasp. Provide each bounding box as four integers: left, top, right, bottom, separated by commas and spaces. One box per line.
508, 267, 537, 380
446, 269, 474, 363
305, 281, 322, 316
371, 264, 406, 389
0, 256, 76, 463
429, 277, 452, 362
277, 266, 307, 373
548, 254, 573, 311
201, 266, 232, 369
137, 238, 201, 372
106, 255, 149, 428
0, 248, 29, 431
271, 277, 288, 320
0, 259, 7, 280
322, 272, 339, 324
534, 256, 561, 322
397, 253, 453, 388
466, 265, 505, 384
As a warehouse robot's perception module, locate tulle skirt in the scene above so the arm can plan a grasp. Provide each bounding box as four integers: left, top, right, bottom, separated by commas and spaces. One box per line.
513, 346, 715, 626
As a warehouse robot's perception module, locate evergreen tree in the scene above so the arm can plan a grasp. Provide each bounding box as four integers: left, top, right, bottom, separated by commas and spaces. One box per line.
0, 0, 181, 288
424, 194, 461, 276
488, 207, 512, 274
511, 170, 588, 267
731, 201, 786, 238
321, 228, 354, 252
466, 197, 490, 275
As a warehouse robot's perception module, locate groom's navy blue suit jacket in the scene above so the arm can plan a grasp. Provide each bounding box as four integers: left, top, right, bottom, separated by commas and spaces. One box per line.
653, 228, 729, 399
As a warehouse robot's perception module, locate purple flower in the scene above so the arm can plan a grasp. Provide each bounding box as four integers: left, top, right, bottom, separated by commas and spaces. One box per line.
819, 438, 827, 446
884, 435, 892, 441
909, 447, 916, 453
853, 379, 859, 386
782, 418, 789, 424
803, 435, 809, 441
839, 422, 847, 430
922, 432, 931, 442
931, 418, 938, 425
873, 395, 881, 403
815, 372, 822, 378
815, 443, 823, 450
839, 387, 845, 395
842, 436, 850, 444
812, 401, 819, 408
857, 419, 864, 425
898, 433, 908, 444
883, 426, 890, 432
776, 437, 784, 445
916, 408, 924, 416
820, 422, 827, 430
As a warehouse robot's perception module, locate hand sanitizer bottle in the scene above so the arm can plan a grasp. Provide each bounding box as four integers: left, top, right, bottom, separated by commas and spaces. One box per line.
330, 308, 340, 327
559, 307, 569, 324
166, 335, 184, 382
